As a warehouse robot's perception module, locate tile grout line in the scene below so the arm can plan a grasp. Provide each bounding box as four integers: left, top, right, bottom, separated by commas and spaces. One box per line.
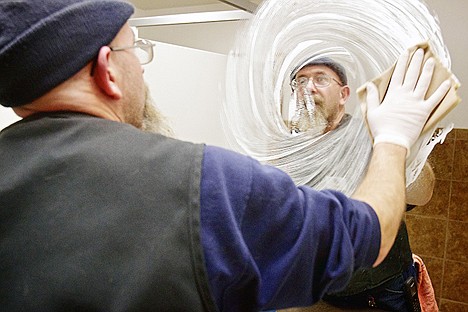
440, 133, 458, 304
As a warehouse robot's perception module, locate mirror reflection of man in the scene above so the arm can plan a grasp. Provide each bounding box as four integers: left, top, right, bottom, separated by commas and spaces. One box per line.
290, 58, 350, 134
286, 58, 436, 311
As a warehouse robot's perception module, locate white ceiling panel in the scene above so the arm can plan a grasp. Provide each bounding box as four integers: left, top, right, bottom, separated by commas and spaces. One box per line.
129, 0, 261, 11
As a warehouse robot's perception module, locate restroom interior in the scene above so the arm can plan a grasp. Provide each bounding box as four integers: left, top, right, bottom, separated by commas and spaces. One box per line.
0, 0, 466, 310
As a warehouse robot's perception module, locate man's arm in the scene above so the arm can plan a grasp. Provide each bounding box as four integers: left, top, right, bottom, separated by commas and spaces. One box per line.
353, 48, 451, 266
351, 143, 407, 266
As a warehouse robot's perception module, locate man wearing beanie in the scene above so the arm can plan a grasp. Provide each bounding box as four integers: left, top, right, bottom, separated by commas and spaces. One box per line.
288, 58, 436, 311
0, 1, 451, 311
288, 57, 351, 134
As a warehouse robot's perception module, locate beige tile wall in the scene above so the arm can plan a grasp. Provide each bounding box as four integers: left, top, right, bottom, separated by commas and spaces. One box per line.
406, 128, 468, 311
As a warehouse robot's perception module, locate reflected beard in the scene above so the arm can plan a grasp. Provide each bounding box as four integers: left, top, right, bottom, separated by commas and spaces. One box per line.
311, 96, 330, 130
140, 85, 174, 137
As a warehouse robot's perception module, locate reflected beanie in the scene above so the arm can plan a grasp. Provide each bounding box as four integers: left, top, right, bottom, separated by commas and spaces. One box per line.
290, 57, 348, 85
0, 0, 134, 107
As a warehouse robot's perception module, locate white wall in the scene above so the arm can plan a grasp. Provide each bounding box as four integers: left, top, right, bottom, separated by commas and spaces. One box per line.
144, 41, 231, 148
423, 0, 467, 129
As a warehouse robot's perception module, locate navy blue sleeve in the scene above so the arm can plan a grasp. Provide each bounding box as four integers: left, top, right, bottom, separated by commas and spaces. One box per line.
200, 145, 380, 312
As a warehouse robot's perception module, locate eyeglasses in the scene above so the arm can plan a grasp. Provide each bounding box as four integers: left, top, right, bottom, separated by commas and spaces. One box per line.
109, 39, 155, 65
291, 74, 343, 89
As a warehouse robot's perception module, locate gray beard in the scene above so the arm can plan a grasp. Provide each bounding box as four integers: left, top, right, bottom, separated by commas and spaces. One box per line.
311, 96, 330, 129
140, 85, 174, 137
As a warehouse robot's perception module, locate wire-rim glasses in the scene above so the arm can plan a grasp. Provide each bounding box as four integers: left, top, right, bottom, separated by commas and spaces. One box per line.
110, 39, 155, 65
291, 74, 343, 89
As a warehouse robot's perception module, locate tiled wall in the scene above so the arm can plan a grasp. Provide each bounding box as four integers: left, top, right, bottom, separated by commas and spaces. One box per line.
406, 128, 468, 311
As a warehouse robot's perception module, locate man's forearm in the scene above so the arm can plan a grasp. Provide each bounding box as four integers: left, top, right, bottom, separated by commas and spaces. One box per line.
351, 143, 407, 266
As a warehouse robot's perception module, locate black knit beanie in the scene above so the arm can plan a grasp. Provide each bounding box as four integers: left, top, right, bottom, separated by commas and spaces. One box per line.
0, 0, 134, 107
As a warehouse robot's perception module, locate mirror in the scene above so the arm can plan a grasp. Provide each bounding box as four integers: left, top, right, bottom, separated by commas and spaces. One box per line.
222, 0, 452, 195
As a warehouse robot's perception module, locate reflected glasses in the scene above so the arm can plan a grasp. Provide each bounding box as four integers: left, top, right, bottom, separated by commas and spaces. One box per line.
291, 74, 343, 89
110, 39, 155, 65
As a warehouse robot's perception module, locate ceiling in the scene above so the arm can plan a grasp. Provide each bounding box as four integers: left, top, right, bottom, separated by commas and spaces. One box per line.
129, 0, 262, 12
127, 0, 260, 28
131, 0, 226, 10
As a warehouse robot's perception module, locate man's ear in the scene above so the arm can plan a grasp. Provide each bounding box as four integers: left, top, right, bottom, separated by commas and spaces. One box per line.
93, 46, 123, 99
340, 85, 351, 104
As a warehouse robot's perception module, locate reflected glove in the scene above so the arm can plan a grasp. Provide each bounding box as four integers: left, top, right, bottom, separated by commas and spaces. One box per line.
365, 48, 451, 155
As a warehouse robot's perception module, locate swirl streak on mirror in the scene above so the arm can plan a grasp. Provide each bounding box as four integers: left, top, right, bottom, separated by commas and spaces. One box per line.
223, 0, 452, 195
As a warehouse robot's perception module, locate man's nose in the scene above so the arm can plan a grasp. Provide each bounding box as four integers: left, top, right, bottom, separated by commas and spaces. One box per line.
306, 79, 318, 93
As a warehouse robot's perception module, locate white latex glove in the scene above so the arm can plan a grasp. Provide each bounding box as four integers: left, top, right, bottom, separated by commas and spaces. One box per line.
366, 48, 451, 155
